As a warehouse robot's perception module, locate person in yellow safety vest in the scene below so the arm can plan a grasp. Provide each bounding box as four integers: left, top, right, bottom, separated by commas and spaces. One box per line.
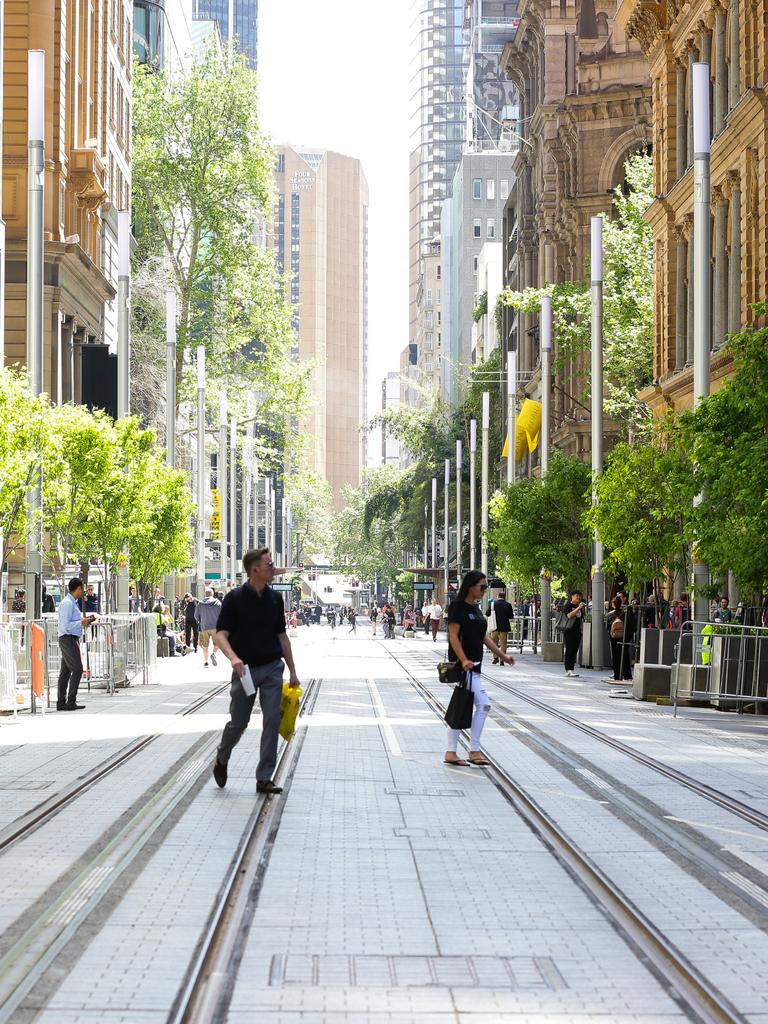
701, 622, 714, 665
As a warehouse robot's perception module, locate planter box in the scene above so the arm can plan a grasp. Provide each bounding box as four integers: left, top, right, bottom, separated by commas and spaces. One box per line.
404, 629, 415, 638
579, 627, 611, 669
542, 641, 563, 663
632, 664, 671, 701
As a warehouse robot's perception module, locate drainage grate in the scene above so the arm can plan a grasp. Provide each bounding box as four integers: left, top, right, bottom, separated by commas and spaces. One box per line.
385, 787, 465, 797
393, 827, 491, 839
269, 954, 567, 990
0, 779, 53, 791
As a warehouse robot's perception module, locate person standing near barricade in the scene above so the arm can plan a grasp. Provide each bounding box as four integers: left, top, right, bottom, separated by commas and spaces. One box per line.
212, 548, 300, 795
488, 593, 514, 664
195, 587, 222, 666
57, 578, 96, 711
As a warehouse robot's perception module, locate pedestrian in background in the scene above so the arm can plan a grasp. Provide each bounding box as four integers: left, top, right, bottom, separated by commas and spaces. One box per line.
422, 600, 432, 634
430, 599, 443, 642
57, 578, 95, 711
713, 597, 732, 623
348, 607, 357, 634
183, 594, 199, 653
213, 548, 300, 795
444, 570, 515, 767
488, 593, 514, 664
370, 605, 378, 636
607, 596, 632, 682
41, 585, 56, 614
196, 587, 222, 666
562, 589, 586, 677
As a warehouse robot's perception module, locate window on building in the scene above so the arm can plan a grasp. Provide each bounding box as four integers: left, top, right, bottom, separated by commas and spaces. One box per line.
473, 218, 481, 239
436, 289, 441, 302
425, 354, 434, 371
437, 332, 441, 345
425, 311, 433, 329
487, 219, 496, 239
276, 153, 285, 173
501, 179, 509, 199
437, 311, 441, 325
487, 179, 496, 200
425, 333, 433, 351
437, 265, 441, 279
473, 178, 481, 199
473, 255, 479, 273
426, 289, 432, 306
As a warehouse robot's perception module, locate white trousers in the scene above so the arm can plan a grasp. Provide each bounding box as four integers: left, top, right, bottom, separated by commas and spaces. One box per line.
447, 669, 490, 753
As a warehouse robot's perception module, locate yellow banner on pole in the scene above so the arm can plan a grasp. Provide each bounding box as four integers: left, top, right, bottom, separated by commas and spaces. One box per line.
210, 488, 222, 540
502, 399, 542, 462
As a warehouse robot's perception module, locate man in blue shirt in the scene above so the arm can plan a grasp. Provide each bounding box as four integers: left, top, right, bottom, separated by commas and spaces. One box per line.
57, 578, 96, 711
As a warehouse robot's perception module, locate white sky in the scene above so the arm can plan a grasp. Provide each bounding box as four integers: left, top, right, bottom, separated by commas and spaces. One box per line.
257, 0, 412, 435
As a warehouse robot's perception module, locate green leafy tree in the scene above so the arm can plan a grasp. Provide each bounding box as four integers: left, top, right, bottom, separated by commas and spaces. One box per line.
495, 152, 654, 436
680, 310, 768, 602
586, 421, 696, 601
128, 461, 195, 593
488, 452, 592, 592
0, 370, 46, 569
284, 470, 333, 562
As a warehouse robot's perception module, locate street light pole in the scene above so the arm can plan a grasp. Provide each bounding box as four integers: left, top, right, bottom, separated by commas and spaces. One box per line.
431, 477, 437, 569
196, 347, 207, 598
443, 458, 450, 599
455, 439, 462, 579
469, 418, 477, 569
506, 350, 516, 485
218, 392, 227, 586
423, 503, 428, 568
540, 294, 553, 648
25, 50, 45, 623
229, 415, 237, 584
590, 216, 605, 671
115, 212, 131, 612
692, 62, 712, 623
480, 392, 489, 608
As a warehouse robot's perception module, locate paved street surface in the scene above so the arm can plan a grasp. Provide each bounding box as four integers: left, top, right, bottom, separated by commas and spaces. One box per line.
2, 624, 768, 1022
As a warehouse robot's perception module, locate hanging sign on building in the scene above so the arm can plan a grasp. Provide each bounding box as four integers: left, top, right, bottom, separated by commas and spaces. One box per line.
210, 488, 221, 540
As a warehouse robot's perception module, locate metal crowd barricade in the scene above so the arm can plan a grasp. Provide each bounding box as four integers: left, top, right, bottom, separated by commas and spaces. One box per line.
672, 619, 768, 717
0, 623, 19, 717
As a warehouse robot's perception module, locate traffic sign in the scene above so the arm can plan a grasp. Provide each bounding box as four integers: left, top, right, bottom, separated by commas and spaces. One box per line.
272, 584, 294, 592
414, 583, 434, 591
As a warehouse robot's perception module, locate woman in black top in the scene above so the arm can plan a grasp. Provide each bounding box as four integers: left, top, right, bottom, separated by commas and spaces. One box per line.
562, 589, 586, 676
445, 570, 515, 767
607, 596, 632, 681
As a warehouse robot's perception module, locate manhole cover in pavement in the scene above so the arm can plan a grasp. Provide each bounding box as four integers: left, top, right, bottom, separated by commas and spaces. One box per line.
385, 787, 465, 797
0, 779, 53, 790
393, 827, 491, 839
269, 955, 567, 990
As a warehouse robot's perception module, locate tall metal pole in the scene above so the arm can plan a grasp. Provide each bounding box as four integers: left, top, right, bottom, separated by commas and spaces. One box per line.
455, 439, 462, 579
423, 503, 428, 568
25, 51, 45, 624
540, 294, 553, 649
196, 347, 207, 598
270, 481, 277, 555
692, 62, 712, 623
162, 291, 177, 606
480, 392, 489, 607
469, 418, 477, 569
506, 349, 516, 485
443, 458, 450, 599
264, 477, 271, 556
218, 391, 227, 585
590, 216, 605, 670
229, 415, 237, 584
115, 212, 132, 611
251, 459, 259, 548
430, 477, 437, 569
281, 494, 288, 568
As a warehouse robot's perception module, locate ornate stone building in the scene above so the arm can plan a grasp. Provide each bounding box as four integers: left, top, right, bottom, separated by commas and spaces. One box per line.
500, 0, 652, 459
2, 0, 132, 404
618, 0, 768, 415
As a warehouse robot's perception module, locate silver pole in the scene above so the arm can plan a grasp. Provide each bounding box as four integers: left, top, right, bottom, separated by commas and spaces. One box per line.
590, 217, 605, 671
251, 459, 259, 548
281, 493, 288, 568
506, 350, 516, 485
115, 213, 131, 611
270, 481, 277, 555
443, 458, 450, 599
540, 294, 553, 648
264, 476, 271, 555
431, 477, 437, 569
423, 503, 428, 568
455, 439, 462, 579
219, 391, 227, 585
469, 418, 477, 569
692, 62, 712, 623
165, 291, 177, 466
196, 347, 207, 597
480, 392, 489, 607
25, 50, 45, 625
229, 415, 237, 584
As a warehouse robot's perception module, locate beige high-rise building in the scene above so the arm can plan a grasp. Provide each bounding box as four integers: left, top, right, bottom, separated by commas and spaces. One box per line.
272, 146, 368, 508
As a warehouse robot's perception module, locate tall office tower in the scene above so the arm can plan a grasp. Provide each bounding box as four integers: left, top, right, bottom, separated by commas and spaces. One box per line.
135, 0, 193, 71
192, 0, 258, 67
465, 1, 519, 150
273, 147, 369, 508
407, 0, 469, 400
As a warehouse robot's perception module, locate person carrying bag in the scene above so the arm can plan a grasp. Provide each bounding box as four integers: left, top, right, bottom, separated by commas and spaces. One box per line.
442, 571, 515, 768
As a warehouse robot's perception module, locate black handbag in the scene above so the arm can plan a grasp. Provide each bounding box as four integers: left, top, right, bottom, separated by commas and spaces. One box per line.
444, 672, 474, 730
437, 660, 462, 684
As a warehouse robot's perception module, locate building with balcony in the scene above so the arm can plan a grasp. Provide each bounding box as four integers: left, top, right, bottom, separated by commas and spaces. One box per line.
2, 0, 133, 411
499, 0, 651, 465
618, 0, 767, 416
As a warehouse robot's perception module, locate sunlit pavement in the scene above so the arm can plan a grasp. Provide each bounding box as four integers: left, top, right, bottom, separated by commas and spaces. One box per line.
3, 625, 768, 1022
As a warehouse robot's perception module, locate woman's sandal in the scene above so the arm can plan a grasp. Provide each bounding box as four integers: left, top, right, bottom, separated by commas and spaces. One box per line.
468, 753, 491, 766
444, 755, 470, 767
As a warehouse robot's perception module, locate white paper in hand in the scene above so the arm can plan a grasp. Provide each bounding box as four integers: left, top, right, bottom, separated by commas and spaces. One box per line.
241, 666, 256, 696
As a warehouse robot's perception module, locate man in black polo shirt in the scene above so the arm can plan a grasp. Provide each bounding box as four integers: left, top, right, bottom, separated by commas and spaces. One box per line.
212, 547, 300, 794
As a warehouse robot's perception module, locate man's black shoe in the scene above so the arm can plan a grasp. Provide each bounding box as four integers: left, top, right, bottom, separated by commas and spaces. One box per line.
256, 780, 282, 795
213, 758, 227, 788
56, 703, 67, 711
66, 703, 86, 711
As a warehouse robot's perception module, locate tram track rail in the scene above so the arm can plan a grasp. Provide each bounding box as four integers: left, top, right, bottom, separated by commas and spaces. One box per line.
169, 677, 320, 1024
0, 679, 233, 856
383, 643, 750, 1024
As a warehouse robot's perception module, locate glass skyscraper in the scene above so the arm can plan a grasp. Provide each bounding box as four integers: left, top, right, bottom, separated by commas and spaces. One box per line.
193, 0, 258, 68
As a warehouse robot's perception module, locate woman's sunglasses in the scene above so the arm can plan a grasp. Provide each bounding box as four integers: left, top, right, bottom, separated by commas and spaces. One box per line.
478, 584, 488, 591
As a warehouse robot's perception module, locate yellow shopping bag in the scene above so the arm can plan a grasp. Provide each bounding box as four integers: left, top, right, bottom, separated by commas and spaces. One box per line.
279, 683, 303, 741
